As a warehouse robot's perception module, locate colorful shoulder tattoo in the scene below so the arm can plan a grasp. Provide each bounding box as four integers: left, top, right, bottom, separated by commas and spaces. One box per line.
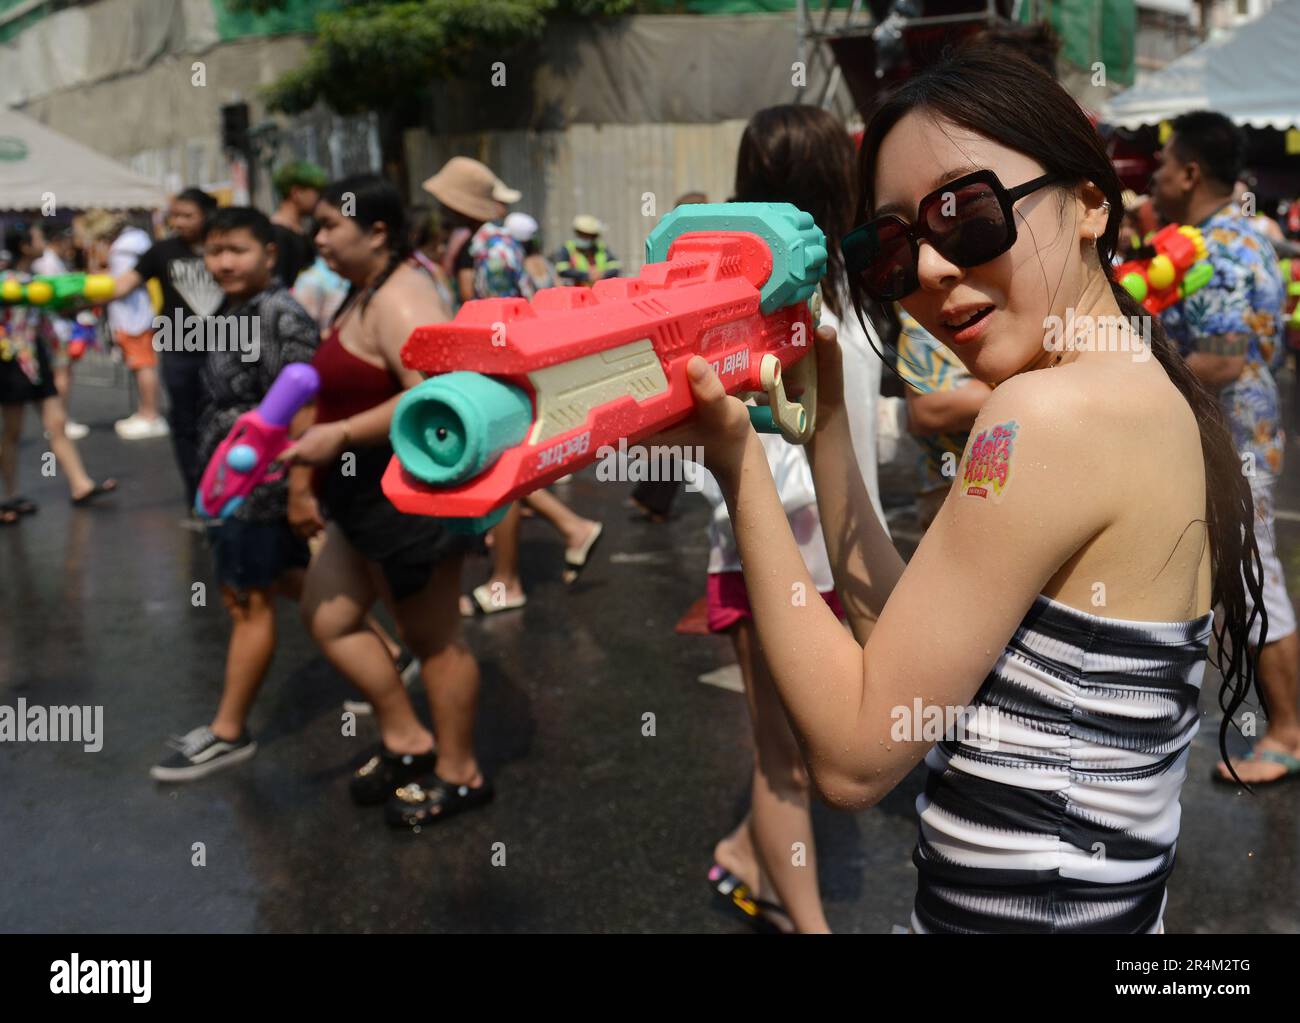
961, 419, 1019, 502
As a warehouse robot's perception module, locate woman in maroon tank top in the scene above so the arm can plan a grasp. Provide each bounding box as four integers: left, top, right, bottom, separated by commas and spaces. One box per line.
278, 176, 492, 828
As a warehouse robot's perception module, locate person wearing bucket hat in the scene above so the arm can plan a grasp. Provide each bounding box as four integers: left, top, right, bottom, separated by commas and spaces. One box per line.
553, 214, 620, 287
422, 156, 521, 304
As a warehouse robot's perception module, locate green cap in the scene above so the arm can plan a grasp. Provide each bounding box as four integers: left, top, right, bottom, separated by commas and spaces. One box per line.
272, 160, 328, 198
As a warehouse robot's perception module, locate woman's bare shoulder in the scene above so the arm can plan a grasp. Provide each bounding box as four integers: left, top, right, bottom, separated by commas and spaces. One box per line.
373, 262, 450, 331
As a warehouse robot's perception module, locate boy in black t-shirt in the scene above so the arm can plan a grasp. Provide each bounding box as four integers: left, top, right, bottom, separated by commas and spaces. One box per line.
112, 188, 222, 513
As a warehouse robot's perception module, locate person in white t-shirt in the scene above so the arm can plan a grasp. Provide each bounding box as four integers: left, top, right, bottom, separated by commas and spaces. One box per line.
84, 211, 168, 439
700, 105, 887, 934
30, 225, 90, 439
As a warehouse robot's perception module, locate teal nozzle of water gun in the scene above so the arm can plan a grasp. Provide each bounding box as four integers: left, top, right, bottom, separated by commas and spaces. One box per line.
390, 371, 533, 486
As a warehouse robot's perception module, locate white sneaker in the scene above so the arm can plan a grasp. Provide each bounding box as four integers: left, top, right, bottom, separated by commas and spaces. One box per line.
115, 413, 169, 439
65, 421, 89, 440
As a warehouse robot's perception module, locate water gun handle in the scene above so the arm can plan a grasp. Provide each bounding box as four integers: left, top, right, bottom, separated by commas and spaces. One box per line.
195, 363, 321, 520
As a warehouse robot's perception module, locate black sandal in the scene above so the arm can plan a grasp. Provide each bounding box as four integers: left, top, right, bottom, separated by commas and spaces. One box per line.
71, 479, 118, 506
349, 745, 437, 806
0, 507, 18, 527
2, 495, 37, 516
708, 863, 794, 934
385, 773, 494, 830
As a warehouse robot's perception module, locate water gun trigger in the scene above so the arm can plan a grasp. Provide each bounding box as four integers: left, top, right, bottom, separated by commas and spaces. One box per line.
749, 352, 816, 443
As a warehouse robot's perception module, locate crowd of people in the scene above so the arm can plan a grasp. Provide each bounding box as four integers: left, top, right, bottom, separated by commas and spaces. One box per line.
3, 37, 1300, 933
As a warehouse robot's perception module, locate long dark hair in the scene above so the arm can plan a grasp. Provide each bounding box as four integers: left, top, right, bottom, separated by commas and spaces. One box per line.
853, 46, 1266, 782
734, 104, 856, 318
320, 175, 410, 316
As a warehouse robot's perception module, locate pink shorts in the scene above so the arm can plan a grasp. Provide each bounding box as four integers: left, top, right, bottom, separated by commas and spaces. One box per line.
706, 570, 846, 633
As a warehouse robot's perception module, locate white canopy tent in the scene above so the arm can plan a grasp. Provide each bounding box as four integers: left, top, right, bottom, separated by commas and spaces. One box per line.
1103, 0, 1300, 130
0, 106, 164, 211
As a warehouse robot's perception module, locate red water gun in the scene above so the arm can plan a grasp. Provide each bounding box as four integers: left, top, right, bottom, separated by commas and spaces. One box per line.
195, 363, 320, 519
1115, 223, 1213, 314
382, 203, 827, 531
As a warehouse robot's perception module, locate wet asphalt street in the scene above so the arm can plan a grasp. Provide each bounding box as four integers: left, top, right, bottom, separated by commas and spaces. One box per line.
1, 355, 1298, 933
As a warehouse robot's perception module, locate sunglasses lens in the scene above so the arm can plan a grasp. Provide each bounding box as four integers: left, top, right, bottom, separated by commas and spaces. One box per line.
923, 181, 1011, 267
855, 219, 916, 301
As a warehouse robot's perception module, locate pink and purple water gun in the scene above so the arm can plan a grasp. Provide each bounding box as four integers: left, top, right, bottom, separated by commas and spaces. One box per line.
195, 362, 320, 520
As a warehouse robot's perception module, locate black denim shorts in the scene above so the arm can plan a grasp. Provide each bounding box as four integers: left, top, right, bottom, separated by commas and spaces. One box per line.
207, 518, 310, 593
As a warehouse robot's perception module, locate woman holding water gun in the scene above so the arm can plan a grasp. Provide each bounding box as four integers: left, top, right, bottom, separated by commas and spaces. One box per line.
278, 177, 491, 829
669, 47, 1264, 932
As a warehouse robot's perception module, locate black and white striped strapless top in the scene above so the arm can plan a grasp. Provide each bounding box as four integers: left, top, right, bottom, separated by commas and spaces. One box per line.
911, 593, 1214, 934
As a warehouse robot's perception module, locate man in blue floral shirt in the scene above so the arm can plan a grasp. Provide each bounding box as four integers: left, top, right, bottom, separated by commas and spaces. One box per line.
1155, 110, 1299, 784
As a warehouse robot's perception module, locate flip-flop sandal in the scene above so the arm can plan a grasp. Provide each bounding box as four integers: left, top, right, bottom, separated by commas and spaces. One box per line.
563, 522, 604, 584
1213, 747, 1300, 786
385, 773, 494, 830
0, 507, 18, 527
2, 495, 37, 516
461, 582, 526, 618
71, 479, 118, 507
707, 863, 794, 934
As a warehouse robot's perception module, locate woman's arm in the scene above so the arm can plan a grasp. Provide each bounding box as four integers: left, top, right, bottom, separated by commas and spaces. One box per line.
278, 271, 449, 466
696, 356, 1114, 809
805, 328, 907, 643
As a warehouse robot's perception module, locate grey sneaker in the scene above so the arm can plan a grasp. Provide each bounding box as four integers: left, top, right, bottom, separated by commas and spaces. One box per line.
150, 726, 257, 782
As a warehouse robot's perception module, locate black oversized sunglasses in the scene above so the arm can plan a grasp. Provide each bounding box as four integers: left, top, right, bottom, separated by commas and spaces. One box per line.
842, 170, 1059, 302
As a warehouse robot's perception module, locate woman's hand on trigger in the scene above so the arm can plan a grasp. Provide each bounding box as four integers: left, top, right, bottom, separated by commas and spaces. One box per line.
276, 422, 346, 469
652, 356, 753, 477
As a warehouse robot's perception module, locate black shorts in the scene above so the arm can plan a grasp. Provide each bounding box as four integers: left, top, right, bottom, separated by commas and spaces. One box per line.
320, 445, 475, 601
0, 336, 58, 405
207, 518, 310, 594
